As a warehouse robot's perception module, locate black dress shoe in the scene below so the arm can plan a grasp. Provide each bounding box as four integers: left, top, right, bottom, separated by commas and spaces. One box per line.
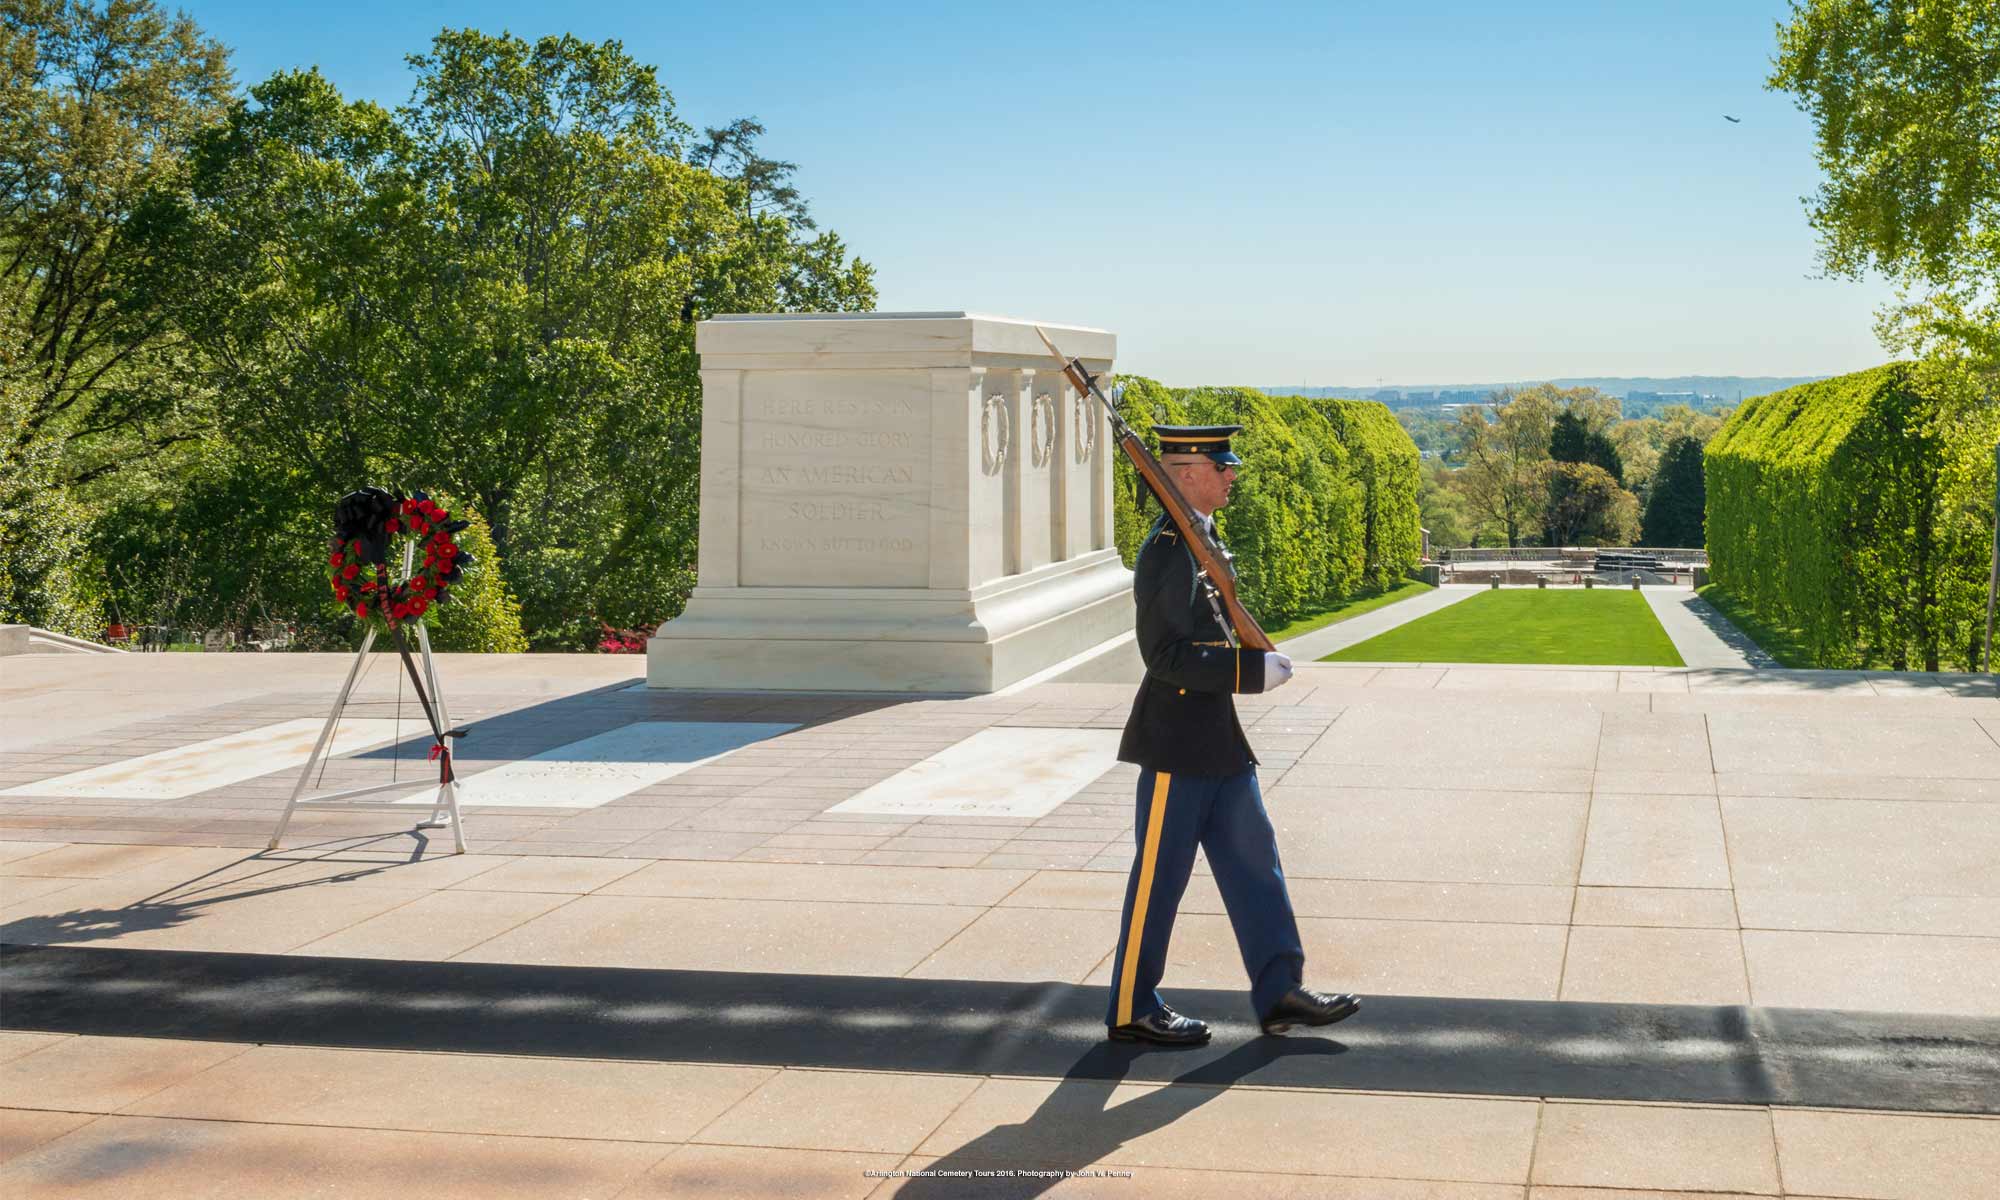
1108, 1005, 1211, 1046
1260, 987, 1361, 1035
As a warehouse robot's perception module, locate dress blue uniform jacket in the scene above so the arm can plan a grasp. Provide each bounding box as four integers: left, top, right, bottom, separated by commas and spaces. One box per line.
1116, 511, 1271, 776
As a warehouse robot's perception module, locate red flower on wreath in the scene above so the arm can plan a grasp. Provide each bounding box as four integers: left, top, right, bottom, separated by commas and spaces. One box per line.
326, 488, 476, 632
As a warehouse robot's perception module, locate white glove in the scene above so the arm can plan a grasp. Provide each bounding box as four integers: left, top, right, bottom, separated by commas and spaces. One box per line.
1264, 652, 1295, 690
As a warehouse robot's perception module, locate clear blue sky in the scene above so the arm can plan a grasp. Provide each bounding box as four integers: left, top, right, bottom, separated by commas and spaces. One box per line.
185, 0, 1894, 387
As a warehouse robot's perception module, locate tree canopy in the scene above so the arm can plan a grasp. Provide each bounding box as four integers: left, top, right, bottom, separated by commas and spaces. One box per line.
1770, 0, 2000, 368
0, 0, 231, 632
4, 9, 877, 647
1452, 388, 1556, 547
0, 0, 231, 482
1549, 408, 1626, 485
1639, 435, 1706, 548
1540, 461, 1635, 547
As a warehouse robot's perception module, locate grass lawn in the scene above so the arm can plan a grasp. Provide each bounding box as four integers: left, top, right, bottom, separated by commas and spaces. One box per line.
1322, 588, 1686, 666
1262, 579, 1434, 642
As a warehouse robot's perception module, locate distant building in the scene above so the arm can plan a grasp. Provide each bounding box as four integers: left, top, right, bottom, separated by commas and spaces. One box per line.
1404, 391, 1436, 405
1437, 390, 1484, 404
1371, 389, 1400, 404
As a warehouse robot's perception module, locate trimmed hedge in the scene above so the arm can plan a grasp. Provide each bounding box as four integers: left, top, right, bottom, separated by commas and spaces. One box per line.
1110, 380, 1421, 626
1319, 398, 1424, 589
1705, 363, 1999, 671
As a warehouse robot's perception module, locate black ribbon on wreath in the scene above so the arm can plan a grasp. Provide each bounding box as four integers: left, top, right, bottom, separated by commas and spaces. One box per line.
329, 487, 473, 784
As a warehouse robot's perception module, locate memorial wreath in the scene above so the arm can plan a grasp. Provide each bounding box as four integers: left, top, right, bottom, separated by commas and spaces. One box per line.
325, 486, 475, 629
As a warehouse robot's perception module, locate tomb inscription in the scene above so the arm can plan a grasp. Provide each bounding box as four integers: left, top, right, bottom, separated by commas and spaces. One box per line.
739, 370, 931, 587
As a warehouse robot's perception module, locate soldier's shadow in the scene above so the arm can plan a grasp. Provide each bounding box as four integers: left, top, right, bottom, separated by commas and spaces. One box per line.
897, 1037, 1348, 1198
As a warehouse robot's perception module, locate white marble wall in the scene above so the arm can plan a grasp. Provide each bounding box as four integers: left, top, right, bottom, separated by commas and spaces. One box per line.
650, 313, 1130, 692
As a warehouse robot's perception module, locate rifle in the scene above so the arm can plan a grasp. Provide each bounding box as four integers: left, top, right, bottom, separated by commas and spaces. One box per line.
1034, 327, 1276, 653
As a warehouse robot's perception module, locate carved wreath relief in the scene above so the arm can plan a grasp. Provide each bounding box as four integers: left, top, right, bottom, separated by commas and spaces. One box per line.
1030, 392, 1057, 468
1073, 392, 1096, 463
981, 393, 1010, 476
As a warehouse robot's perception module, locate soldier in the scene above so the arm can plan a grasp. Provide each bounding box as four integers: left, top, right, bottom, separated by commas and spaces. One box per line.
1106, 424, 1361, 1046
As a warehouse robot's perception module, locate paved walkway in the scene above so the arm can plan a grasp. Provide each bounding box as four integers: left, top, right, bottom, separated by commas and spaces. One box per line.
2, 654, 1998, 1197
1645, 586, 1777, 668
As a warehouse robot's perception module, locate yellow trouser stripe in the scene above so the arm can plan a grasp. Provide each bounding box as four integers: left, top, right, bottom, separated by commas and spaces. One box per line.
1116, 771, 1173, 1026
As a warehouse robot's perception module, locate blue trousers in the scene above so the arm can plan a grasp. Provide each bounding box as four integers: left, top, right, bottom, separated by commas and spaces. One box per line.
1105, 766, 1305, 1027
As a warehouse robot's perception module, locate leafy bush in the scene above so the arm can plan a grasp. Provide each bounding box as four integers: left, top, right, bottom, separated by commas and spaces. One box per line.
422, 499, 527, 653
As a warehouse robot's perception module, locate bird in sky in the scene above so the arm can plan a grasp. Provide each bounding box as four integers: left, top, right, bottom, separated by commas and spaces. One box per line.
1723, 115, 1741, 123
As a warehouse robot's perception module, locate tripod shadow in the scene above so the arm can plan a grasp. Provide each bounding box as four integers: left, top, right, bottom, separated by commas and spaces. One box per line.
0, 832, 449, 946
896, 1037, 1348, 1198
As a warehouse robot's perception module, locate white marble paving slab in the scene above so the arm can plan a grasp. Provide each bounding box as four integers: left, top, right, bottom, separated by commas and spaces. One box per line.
404, 721, 798, 809
826, 727, 1122, 818
0, 718, 411, 800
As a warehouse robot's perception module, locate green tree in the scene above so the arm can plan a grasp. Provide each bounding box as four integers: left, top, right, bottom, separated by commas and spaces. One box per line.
1770, 1, 2000, 370
88, 446, 328, 641
1416, 460, 1474, 550
1656, 403, 1728, 449
1550, 409, 1626, 485
1617, 403, 1728, 498
123, 69, 417, 490
0, 362, 103, 635
1541, 461, 1636, 547
1451, 387, 1556, 545
0, 0, 230, 483
1640, 435, 1706, 548
0, 0, 229, 633
690, 116, 812, 227
127, 30, 876, 648
1394, 409, 1460, 460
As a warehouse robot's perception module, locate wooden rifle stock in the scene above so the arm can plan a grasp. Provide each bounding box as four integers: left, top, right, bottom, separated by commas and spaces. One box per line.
1034, 328, 1276, 654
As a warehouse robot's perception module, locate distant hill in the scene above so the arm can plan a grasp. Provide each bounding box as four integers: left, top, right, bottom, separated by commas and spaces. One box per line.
1260, 375, 1828, 410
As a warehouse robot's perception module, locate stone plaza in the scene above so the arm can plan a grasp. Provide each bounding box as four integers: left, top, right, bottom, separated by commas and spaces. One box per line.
2, 642, 1998, 1198
2, 313, 1997, 1197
